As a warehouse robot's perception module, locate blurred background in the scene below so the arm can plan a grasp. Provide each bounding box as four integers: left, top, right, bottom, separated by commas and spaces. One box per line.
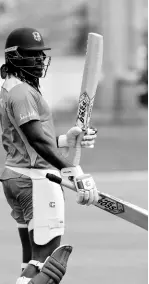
0, 0, 148, 114
0, 0, 148, 172
0, 1, 148, 284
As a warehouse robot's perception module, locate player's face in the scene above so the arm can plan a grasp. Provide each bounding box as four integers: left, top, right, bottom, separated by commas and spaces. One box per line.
18, 49, 50, 78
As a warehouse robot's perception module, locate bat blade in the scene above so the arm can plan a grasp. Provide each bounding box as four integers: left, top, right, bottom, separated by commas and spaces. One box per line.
72, 33, 103, 166
76, 33, 103, 130
97, 193, 148, 230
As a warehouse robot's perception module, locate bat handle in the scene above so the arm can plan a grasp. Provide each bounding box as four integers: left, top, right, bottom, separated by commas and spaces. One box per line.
46, 173, 62, 184
46, 172, 100, 200
46, 173, 76, 191
73, 130, 85, 166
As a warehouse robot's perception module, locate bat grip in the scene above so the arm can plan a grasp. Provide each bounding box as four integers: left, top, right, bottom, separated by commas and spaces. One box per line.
73, 130, 85, 166
46, 173, 62, 184
46, 173, 76, 191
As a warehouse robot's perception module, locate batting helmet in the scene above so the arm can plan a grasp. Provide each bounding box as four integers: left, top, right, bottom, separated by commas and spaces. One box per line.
3, 27, 51, 78
5, 27, 51, 52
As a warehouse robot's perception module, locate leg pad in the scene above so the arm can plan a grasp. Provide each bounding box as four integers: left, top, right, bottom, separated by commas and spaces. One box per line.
29, 245, 72, 284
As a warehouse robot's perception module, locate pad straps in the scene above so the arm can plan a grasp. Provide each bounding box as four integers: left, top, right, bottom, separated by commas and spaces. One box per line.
29, 260, 44, 271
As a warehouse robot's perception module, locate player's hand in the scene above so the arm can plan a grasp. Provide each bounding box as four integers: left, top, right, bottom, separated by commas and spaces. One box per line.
74, 173, 99, 205
66, 126, 97, 148
58, 126, 82, 149
61, 165, 84, 178
61, 166, 98, 205
66, 126, 82, 148
58, 126, 97, 149
80, 127, 97, 148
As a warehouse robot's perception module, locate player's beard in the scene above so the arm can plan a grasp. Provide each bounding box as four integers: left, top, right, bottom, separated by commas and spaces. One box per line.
21, 64, 44, 78
30, 66, 43, 77
7, 53, 50, 78
12, 57, 44, 78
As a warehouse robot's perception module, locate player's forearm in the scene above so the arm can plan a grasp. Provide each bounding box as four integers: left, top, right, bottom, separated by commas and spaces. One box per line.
30, 137, 73, 170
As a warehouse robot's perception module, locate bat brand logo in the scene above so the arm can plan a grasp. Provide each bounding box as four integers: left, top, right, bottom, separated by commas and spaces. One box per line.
77, 92, 94, 128
49, 202, 55, 208
85, 180, 91, 187
98, 196, 124, 214
82, 177, 94, 189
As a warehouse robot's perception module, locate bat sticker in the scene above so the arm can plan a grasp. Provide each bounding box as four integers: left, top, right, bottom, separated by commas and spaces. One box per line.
97, 195, 125, 214
76, 92, 95, 129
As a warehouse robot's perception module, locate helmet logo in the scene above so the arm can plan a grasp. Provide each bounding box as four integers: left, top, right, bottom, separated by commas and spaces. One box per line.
32, 32, 41, 42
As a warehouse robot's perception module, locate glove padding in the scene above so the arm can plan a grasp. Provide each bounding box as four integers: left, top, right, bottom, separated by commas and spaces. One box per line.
80, 127, 97, 148
41, 256, 65, 283
74, 174, 99, 205
61, 165, 83, 178
28, 245, 72, 284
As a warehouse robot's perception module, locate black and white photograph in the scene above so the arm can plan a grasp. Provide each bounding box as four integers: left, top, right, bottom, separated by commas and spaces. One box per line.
0, 0, 148, 283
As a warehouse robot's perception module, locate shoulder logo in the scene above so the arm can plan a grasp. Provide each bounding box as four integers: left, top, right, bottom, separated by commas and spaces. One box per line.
32, 32, 41, 42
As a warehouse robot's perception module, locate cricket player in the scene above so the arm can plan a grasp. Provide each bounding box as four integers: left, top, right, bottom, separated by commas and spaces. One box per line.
0, 27, 98, 284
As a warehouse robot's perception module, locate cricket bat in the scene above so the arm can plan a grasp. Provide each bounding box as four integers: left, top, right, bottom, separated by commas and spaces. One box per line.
72, 33, 103, 165
46, 173, 148, 231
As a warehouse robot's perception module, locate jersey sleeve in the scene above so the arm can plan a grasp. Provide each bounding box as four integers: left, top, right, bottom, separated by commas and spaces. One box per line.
9, 84, 40, 126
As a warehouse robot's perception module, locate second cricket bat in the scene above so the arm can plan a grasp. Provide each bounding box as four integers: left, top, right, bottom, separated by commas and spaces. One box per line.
72, 33, 103, 166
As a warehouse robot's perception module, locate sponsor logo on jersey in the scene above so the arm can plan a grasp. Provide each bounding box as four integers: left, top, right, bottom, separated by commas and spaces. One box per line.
20, 111, 36, 121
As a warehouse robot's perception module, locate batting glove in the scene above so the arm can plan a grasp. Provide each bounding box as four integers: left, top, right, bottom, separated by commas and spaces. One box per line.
61, 165, 84, 179
58, 126, 97, 149
81, 127, 97, 148
74, 173, 99, 206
